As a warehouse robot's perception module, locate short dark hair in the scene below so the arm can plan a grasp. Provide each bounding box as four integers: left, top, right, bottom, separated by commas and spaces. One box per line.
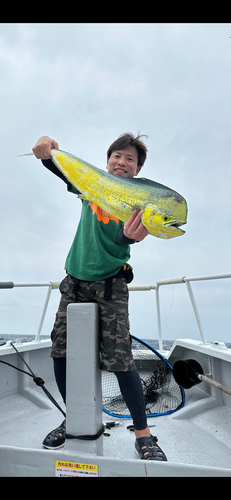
107, 132, 148, 168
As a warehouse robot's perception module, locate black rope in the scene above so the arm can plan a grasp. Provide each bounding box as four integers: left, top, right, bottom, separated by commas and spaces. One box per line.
66, 424, 105, 441
0, 359, 36, 378
0, 343, 66, 418
0, 343, 105, 441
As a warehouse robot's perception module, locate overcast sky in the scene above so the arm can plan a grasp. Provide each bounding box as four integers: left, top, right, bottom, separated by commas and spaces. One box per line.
1, 23, 231, 344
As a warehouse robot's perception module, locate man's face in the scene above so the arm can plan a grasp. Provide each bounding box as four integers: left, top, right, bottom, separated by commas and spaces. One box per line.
106, 145, 141, 178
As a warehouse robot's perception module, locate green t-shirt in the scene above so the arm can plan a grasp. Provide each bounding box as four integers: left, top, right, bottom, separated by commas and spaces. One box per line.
65, 188, 131, 281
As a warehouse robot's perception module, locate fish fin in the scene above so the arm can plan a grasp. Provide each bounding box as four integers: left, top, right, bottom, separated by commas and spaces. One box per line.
17, 152, 35, 157
78, 193, 89, 201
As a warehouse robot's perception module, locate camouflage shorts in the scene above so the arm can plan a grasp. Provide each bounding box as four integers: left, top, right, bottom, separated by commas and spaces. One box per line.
50, 274, 136, 372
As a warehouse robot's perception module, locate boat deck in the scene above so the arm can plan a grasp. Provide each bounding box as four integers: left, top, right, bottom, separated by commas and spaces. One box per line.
0, 378, 231, 474
1, 330, 231, 476
1, 276, 231, 475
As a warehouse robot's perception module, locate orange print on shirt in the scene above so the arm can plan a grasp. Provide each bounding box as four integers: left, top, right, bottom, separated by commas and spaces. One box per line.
89, 202, 119, 225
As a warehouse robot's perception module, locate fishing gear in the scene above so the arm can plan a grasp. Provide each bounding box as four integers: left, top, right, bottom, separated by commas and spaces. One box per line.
0, 344, 120, 440
0, 342, 66, 418
173, 359, 231, 396
0, 337, 185, 433
102, 335, 185, 418
127, 424, 156, 432
1, 343, 105, 440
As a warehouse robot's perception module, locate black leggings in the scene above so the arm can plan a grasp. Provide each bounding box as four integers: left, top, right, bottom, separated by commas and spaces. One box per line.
53, 358, 147, 431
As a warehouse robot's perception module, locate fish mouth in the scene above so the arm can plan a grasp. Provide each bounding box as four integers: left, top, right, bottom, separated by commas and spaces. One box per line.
166, 221, 186, 233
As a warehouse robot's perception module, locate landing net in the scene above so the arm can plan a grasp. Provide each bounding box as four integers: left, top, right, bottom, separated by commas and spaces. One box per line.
102, 336, 185, 418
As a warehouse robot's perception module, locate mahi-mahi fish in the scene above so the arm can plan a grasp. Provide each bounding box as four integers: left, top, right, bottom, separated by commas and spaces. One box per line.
50, 149, 187, 239
20, 149, 187, 239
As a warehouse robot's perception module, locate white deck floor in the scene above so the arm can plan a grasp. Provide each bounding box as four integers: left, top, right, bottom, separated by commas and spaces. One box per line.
0, 380, 231, 472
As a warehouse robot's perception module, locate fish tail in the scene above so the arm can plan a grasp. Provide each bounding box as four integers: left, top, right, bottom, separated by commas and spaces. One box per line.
17, 152, 35, 157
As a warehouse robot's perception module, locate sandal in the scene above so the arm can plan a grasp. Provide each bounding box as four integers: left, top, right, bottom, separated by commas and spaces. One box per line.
42, 419, 66, 450
135, 434, 167, 461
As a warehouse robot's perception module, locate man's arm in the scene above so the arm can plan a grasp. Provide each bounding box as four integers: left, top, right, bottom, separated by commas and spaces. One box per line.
118, 227, 136, 245
33, 135, 72, 188
33, 137, 149, 242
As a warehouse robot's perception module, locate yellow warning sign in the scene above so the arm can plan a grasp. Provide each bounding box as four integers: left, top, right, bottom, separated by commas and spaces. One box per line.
55, 460, 98, 477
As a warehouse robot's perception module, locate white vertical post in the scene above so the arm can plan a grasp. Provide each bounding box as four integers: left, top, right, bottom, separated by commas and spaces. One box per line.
65, 303, 103, 456
155, 285, 163, 351
34, 284, 53, 341
184, 280, 207, 344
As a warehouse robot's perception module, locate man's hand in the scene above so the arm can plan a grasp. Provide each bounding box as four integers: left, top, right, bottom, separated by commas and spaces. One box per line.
32, 136, 59, 159
123, 210, 149, 241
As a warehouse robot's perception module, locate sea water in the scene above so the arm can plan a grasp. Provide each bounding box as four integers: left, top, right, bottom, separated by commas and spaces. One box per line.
0, 334, 230, 350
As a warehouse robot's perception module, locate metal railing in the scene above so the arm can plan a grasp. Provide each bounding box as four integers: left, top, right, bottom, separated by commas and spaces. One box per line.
0, 280, 60, 342
1, 273, 231, 349
155, 273, 231, 349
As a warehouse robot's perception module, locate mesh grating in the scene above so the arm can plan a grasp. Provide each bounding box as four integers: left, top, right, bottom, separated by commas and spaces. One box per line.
102, 336, 185, 417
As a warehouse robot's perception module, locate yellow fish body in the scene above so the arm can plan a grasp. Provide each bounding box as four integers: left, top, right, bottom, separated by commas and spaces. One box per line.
51, 149, 187, 239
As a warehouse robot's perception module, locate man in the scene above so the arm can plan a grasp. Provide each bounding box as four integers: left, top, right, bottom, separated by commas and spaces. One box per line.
32, 133, 167, 461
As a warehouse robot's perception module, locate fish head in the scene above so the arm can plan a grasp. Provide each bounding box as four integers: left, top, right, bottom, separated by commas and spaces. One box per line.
142, 200, 187, 239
